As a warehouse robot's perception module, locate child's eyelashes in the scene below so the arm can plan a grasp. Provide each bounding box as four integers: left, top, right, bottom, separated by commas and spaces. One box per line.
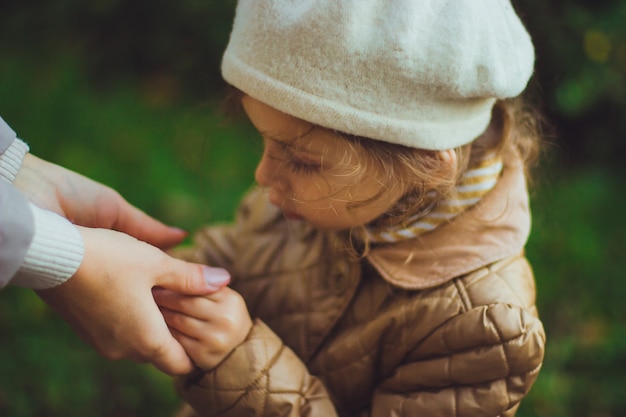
277, 149, 321, 174
288, 157, 322, 174
262, 136, 322, 175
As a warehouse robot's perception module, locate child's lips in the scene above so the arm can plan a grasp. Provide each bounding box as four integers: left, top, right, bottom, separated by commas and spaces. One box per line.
269, 196, 303, 220
283, 209, 303, 220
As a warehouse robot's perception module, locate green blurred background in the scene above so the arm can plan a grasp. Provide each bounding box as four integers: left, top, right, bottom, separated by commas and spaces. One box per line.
1, 1, 624, 416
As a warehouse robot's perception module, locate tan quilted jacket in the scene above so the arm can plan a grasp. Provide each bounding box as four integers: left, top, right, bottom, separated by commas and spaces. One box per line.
173, 156, 545, 417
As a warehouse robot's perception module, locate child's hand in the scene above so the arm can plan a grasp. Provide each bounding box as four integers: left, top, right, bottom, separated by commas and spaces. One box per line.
153, 286, 253, 371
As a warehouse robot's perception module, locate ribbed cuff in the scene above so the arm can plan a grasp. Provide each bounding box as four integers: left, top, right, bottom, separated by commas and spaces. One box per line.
12, 203, 85, 289
0, 138, 29, 183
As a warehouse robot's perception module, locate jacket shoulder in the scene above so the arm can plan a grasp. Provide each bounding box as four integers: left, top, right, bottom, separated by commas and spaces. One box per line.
378, 257, 546, 415
459, 255, 539, 313
414, 255, 544, 361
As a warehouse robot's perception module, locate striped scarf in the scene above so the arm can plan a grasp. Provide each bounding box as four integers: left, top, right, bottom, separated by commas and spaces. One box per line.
364, 154, 503, 244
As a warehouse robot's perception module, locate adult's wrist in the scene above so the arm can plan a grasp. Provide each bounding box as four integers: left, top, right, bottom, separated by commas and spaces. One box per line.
11, 203, 85, 289
0, 138, 29, 183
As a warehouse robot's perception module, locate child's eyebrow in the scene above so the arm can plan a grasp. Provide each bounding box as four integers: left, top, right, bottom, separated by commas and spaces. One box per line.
260, 129, 323, 157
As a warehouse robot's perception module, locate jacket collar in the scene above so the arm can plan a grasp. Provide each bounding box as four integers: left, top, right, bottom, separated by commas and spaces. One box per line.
367, 155, 531, 290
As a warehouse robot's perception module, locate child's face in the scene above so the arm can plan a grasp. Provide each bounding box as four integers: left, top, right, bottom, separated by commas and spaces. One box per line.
243, 96, 408, 230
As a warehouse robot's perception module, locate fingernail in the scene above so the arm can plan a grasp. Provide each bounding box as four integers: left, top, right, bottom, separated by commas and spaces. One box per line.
203, 266, 231, 289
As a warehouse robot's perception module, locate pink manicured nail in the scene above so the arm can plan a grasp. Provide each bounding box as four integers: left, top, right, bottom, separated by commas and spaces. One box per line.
203, 266, 231, 289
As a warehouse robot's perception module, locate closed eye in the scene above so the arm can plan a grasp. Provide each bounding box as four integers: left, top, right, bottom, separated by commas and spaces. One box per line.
264, 136, 323, 175
287, 157, 322, 174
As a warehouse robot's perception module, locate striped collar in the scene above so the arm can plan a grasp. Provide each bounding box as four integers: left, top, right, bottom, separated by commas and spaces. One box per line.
365, 154, 503, 244
367, 154, 530, 289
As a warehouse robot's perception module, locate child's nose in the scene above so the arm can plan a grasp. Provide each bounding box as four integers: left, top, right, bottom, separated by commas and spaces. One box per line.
254, 152, 286, 190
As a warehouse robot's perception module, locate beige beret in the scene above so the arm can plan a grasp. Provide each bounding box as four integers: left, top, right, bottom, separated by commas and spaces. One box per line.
222, 0, 535, 150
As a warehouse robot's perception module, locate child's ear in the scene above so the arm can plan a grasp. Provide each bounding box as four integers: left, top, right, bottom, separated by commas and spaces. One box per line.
438, 149, 457, 166
435, 149, 459, 187
412, 149, 457, 192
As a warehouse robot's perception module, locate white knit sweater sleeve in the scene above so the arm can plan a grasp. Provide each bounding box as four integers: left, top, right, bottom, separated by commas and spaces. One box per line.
11, 202, 85, 289
0, 122, 85, 289
0, 137, 29, 182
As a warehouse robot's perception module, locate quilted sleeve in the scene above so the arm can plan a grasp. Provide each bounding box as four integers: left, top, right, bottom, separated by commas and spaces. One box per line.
175, 319, 339, 417
368, 303, 545, 417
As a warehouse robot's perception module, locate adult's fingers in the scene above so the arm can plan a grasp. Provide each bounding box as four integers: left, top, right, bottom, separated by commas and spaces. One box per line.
147, 332, 195, 375
155, 259, 231, 295
107, 194, 188, 249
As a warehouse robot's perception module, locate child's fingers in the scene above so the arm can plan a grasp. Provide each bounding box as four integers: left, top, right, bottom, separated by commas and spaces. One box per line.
153, 288, 216, 319
160, 307, 207, 339
169, 326, 221, 371
169, 327, 204, 353
169, 326, 197, 343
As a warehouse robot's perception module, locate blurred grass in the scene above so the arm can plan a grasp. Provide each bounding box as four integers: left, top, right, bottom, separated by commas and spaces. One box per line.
521, 166, 626, 416
1, 53, 625, 416
0, 55, 260, 232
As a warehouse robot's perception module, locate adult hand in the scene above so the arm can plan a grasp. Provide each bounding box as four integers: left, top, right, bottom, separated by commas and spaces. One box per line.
14, 153, 185, 249
36, 226, 232, 375
153, 286, 252, 371
14, 153, 226, 374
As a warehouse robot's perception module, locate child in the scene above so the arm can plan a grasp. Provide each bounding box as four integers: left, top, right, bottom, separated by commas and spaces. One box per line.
154, 1, 546, 415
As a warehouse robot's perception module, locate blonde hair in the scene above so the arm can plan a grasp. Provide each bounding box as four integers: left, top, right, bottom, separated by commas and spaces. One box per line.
224, 88, 543, 249
336, 98, 542, 227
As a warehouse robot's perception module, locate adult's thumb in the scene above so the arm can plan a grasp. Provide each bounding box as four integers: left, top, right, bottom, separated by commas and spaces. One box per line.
159, 260, 231, 295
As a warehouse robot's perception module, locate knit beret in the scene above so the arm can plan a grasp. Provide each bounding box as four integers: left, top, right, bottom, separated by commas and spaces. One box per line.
221, 0, 535, 150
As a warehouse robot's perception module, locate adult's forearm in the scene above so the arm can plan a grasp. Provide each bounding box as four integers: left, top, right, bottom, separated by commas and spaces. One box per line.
0, 115, 83, 289
0, 116, 34, 285
0, 116, 17, 153
0, 181, 35, 287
